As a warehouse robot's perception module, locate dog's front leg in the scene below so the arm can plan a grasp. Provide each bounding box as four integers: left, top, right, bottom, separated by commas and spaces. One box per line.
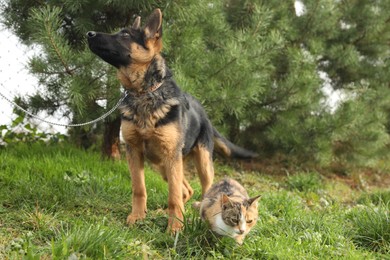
125, 144, 147, 225
164, 155, 184, 233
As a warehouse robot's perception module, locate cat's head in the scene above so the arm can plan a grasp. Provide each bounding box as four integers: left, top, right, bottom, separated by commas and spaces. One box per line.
214, 194, 260, 244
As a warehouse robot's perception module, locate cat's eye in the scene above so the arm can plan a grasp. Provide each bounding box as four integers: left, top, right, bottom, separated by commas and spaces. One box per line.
247, 219, 253, 224
230, 217, 239, 224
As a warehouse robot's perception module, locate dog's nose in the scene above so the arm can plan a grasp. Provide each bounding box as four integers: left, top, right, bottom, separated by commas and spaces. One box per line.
86, 31, 96, 38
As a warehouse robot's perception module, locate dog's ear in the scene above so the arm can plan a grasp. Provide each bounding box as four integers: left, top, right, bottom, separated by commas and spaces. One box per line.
132, 16, 141, 30
143, 8, 162, 40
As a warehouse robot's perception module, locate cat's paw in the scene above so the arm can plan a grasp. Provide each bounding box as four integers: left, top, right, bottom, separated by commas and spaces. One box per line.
235, 235, 245, 245
192, 201, 201, 209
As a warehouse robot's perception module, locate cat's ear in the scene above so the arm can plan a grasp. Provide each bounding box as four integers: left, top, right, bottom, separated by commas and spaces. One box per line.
247, 195, 261, 207
221, 193, 232, 209
221, 193, 230, 204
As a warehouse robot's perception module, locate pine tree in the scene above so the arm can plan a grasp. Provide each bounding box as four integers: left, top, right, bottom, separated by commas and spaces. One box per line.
297, 0, 390, 167
164, 0, 329, 162
163, 0, 390, 167
2, 0, 389, 167
1, 0, 166, 158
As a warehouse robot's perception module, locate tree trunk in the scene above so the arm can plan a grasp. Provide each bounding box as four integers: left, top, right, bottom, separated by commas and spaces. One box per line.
226, 113, 240, 143
69, 126, 96, 150
102, 116, 122, 160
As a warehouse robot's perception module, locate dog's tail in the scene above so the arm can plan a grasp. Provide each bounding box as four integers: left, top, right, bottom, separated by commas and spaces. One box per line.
213, 127, 258, 159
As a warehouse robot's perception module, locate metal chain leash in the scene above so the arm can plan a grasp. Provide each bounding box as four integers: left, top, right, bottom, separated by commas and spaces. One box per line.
0, 90, 128, 127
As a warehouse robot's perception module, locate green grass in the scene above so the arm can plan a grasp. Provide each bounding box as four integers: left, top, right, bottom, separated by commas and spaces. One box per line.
1, 143, 390, 259
285, 172, 322, 192
346, 205, 390, 254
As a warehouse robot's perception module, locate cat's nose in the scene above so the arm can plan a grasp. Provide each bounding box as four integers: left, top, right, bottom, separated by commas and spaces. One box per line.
238, 229, 245, 234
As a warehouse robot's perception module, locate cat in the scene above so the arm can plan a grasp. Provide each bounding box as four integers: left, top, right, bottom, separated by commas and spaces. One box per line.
193, 178, 260, 244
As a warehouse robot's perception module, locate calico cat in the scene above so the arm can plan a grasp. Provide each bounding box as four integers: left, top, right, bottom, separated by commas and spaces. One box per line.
193, 178, 260, 244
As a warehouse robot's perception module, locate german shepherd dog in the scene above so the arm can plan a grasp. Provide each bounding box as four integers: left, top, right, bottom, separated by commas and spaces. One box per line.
87, 9, 256, 232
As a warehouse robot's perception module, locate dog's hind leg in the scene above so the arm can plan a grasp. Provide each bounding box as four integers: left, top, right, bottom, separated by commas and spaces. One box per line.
156, 164, 193, 204
193, 144, 214, 196
182, 176, 194, 203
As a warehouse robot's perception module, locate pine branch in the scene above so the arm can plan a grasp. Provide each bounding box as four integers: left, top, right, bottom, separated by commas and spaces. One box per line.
29, 6, 76, 76
44, 18, 74, 76
88, 73, 108, 86
298, 0, 320, 44
38, 67, 79, 76
259, 87, 298, 108
208, 57, 238, 79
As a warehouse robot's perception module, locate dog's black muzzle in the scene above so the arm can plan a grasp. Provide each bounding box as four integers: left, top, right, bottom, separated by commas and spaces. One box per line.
86, 31, 131, 68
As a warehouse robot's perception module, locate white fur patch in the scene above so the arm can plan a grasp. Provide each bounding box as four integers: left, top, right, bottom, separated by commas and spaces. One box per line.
239, 213, 246, 233
213, 214, 237, 237
213, 214, 247, 238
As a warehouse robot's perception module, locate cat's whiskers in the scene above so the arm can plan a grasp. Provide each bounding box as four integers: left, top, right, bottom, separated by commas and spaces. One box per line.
212, 211, 222, 217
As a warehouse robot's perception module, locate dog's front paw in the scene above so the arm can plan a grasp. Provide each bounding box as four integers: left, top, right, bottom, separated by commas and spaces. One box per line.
167, 217, 184, 234
126, 212, 146, 225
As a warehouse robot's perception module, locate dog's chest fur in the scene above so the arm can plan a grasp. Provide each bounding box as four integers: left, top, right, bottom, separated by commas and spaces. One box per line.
120, 85, 182, 132
120, 85, 187, 163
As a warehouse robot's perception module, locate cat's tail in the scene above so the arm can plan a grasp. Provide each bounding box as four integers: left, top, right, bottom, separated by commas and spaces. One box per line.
213, 127, 258, 160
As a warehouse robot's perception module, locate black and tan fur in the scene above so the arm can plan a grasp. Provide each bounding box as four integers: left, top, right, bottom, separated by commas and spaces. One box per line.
87, 9, 257, 232
194, 178, 260, 244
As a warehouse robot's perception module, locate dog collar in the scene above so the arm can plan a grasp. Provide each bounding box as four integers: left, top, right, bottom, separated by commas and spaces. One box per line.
124, 81, 164, 96
147, 81, 164, 93
135, 81, 164, 95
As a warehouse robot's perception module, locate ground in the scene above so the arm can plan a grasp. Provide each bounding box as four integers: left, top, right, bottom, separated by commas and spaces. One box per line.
0, 143, 389, 259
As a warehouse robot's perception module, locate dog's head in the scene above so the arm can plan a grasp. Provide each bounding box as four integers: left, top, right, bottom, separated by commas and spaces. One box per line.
87, 9, 163, 68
